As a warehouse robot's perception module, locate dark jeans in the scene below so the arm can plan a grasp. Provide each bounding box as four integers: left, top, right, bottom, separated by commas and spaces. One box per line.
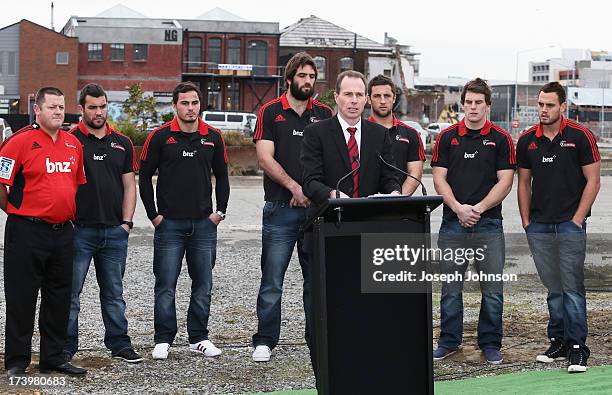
526, 220, 589, 354
4, 215, 73, 370
153, 217, 217, 345
437, 217, 505, 351
64, 224, 133, 357
252, 202, 311, 349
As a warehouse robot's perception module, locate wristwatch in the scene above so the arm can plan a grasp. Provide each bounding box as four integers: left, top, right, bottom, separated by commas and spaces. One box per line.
121, 220, 134, 229
215, 211, 226, 220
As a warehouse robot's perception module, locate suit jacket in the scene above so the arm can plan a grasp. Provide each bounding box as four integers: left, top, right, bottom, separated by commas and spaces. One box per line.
301, 116, 400, 205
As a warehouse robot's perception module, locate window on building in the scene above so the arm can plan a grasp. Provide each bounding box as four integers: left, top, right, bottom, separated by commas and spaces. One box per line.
110, 44, 125, 61
7, 51, 17, 75
88, 43, 103, 61
207, 38, 221, 69
227, 39, 241, 64
207, 80, 222, 110
56, 52, 69, 65
313, 56, 326, 81
340, 57, 354, 72
226, 82, 240, 111
188, 38, 202, 67
133, 44, 148, 61
247, 40, 268, 74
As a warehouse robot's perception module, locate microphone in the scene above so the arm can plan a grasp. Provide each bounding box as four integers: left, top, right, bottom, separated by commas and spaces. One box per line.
335, 157, 360, 199
377, 151, 427, 196
334, 156, 360, 226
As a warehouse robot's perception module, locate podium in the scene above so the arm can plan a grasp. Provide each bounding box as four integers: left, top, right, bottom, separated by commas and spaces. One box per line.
303, 195, 443, 395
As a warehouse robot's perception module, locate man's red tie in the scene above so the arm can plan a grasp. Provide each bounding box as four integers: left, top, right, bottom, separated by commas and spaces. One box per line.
347, 127, 359, 198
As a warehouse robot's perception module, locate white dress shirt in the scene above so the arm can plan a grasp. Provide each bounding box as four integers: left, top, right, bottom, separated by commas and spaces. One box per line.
337, 114, 362, 155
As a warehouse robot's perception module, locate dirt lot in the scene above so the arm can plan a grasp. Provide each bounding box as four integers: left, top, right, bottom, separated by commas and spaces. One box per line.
0, 175, 610, 393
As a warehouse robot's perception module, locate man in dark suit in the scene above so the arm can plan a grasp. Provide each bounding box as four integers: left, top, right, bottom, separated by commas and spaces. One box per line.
301, 70, 400, 204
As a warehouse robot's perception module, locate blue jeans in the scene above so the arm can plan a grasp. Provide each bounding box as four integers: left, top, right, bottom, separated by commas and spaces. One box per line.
64, 224, 132, 357
252, 202, 311, 349
525, 220, 589, 353
153, 217, 217, 345
437, 217, 505, 350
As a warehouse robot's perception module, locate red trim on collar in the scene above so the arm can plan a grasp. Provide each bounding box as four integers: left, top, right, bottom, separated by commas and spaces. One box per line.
458, 119, 492, 136
535, 116, 567, 138
366, 115, 400, 127
280, 93, 313, 110
169, 116, 209, 136
77, 120, 113, 136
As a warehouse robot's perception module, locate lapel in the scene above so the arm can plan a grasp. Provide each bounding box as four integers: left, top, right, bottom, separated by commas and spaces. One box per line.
331, 116, 351, 171
359, 120, 371, 178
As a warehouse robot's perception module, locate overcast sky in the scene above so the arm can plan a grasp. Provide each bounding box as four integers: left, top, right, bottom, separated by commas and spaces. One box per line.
2, 0, 611, 82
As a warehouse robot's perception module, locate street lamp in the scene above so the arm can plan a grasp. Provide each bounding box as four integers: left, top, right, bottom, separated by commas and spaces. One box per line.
513, 45, 556, 131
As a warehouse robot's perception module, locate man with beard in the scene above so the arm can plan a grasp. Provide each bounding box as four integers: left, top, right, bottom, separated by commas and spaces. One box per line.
139, 82, 229, 360
517, 82, 600, 373
0, 87, 87, 376
64, 83, 142, 363
251, 52, 332, 362
367, 75, 425, 195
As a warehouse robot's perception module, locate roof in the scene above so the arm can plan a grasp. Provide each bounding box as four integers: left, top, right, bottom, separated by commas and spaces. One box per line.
568, 87, 612, 106
95, 4, 148, 18
197, 7, 245, 21
280, 15, 389, 51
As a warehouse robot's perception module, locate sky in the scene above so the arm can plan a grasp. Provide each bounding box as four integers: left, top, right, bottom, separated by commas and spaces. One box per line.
2, 0, 611, 82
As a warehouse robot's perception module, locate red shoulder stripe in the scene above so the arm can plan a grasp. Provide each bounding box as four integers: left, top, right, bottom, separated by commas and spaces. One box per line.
254, 97, 282, 140
431, 125, 457, 163
140, 122, 170, 161
567, 120, 600, 162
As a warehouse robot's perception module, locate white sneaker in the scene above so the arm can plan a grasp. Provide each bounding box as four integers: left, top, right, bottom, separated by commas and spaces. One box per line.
189, 340, 222, 357
152, 343, 170, 360
252, 345, 271, 362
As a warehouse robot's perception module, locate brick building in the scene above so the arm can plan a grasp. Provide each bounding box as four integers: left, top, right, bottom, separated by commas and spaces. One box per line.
181, 8, 281, 113
0, 19, 78, 116
62, 5, 182, 120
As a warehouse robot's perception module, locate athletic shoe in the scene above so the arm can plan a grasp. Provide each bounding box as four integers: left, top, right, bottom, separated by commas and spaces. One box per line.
252, 345, 272, 362
536, 338, 567, 363
114, 348, 143, 364
483, 348, 503, 365
433, 347, 457, 361
189, 340, 222, 357
152, 343, 170, 360
567, 344, 588, 373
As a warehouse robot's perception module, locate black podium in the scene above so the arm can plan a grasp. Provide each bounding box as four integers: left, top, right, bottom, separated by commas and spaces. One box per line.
303, 195, 443, 395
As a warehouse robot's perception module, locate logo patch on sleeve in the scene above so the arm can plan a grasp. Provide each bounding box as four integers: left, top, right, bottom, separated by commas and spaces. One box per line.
0, 157, 16, 179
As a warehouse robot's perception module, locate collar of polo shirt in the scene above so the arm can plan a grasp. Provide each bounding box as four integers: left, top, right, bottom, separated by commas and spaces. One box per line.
169, 116, 209, 136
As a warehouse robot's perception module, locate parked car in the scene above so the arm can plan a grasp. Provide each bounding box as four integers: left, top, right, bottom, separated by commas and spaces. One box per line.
0, 118, 13, 141
404, 120, 429, 147
426, 122, 454, 141
202, 111, 257, 136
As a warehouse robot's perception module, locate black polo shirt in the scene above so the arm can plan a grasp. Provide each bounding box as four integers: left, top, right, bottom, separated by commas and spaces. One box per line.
139, 117, 230, 220
431, 120, 516, 220
253, 93, 333, 201
71, 121, 137, 225
516, 117, 600, 223
368, 116, 426, 183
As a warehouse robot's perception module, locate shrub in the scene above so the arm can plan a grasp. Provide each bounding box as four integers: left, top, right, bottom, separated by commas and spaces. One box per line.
222, 131, 254, 147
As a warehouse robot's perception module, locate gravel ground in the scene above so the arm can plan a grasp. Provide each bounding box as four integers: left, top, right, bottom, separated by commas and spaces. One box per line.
0, 175, 610, 394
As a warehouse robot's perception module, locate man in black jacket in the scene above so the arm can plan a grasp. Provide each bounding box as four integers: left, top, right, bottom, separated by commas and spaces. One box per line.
301, 70, 400, 204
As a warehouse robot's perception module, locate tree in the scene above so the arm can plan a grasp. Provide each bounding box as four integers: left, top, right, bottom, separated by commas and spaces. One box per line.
316, 89, 336, 110
122, 83, 158, 132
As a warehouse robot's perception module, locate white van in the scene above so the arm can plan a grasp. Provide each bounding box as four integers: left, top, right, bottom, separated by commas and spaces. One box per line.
202, 111, 257, 136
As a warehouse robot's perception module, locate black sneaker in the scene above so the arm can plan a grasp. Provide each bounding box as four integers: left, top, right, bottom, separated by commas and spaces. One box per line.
567, 345, 588, 373
536, 338, 567, 363
114, 348, 143, 364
